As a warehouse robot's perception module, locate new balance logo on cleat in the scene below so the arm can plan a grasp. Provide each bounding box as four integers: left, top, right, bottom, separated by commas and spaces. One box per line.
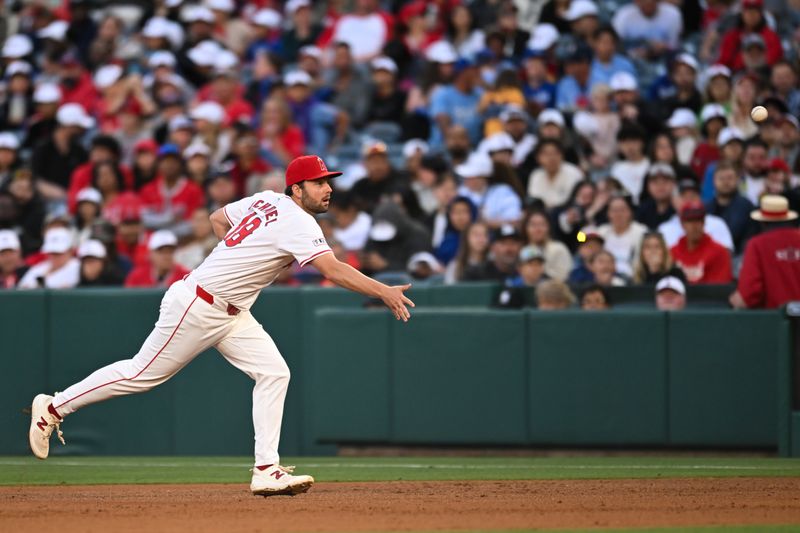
36, 417, 48, 432
270, 471, 285, 480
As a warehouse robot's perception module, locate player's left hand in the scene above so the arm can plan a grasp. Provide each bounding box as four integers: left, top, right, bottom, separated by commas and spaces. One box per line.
381, 284, 415, 322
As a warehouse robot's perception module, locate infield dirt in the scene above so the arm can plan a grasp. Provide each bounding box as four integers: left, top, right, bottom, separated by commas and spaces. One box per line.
2, 477, 799, 532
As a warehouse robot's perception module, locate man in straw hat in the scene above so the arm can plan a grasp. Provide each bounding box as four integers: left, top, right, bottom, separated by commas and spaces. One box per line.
730, 194, 800, 308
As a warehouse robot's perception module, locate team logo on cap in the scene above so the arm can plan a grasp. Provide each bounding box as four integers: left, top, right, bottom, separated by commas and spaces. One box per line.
317, 157, 326, 171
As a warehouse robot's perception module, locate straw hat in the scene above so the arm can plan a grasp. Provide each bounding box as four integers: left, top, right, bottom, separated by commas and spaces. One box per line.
751, 195, 798, 222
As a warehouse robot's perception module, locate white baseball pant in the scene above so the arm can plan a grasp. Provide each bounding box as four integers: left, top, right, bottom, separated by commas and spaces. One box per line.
51, 276, 290, 466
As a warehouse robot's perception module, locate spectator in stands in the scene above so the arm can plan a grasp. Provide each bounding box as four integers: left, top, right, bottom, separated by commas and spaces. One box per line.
365, 57, 407, 139
190, 102, 230, 167
447, 220, 491, 283
434, 197, 476, 267
771, 61, 800, 118
609, 72, 662, 136
325, 42, 371, 129
665, 109, 699, 167
522, 210, 572, 282
0, 230, 26, 289
730, 195, 800, 309
206, 171, 237, 213
740, 138, 769, 204
729, 75, 760, 139
18, 227, 80, 289
183, 143, 212, 187
282, 2, 322, 64
125, 229, 190, 288
701, 127, 744, 202
131, 139, 158, 191
596, 195, 647, 277
717, 0, 782, 72
66, 134, 132, 214
330, 191, 372, 253
349, 142, 403, 214
328, 0, 394, 63
77, 239, 124, 287
31, 103, 91, 200
507, 245, 548, 288
671, 201, 733, 284
703, 64, 733, 107
569, 229, 605, 284
657, 54, 703, 118
5, 170, 46, 256
655, 275, 686, 310
257, 96, 305, 169
555, 42, 593, 112
580, 284, 611, 310
763, 158, 793, 197
612, 0, 683, 60
0, 61, 34, 133
588, 25, 636, 90
587, 249, 628, 287
447, 5, 486, 60
284, 70, 348, 159
705, 162, 758, 254
361, 200, 430, 275
633, 232, 677, 284
527, 138, 583, 210
444, 125, 471, 167
637, 163, 677, 229
410, 152, 445, 216
610, 124, 650, 202
660, 178, 734, 250
175, 208, 218, 270
690, 104, 728, 179
74, 188, 102, 245
536, 279, 576, 310
23, 83, 62, 150
429, 58, 483, 149
469, 224, 523, 282
551, 181, 605, 251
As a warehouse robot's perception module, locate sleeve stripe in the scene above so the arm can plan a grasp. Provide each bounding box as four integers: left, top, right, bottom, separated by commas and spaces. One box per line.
299, 248, 333, 267
222, 206, 234, 226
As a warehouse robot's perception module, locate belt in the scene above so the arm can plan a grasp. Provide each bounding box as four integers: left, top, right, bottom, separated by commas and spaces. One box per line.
183, 274, 240, 316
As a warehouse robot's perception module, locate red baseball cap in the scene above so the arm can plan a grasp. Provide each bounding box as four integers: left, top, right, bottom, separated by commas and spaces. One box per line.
679, 201, 706, 221
742, 0, 763, 8
767, 158, 790, 173
285, 155, 342, 188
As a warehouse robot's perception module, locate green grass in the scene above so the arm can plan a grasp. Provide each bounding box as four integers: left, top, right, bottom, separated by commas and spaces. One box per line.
1, 456, 800, 486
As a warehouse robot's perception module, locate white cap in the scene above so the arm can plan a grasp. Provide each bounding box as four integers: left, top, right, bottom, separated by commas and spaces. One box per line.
298, 45, 322, 60
674, 53, 699, 72
707, 64, 731, 79
527, 23, 560, 51
93, 64, 124, 89
206, 0, 234, 13
0, 132, 20, 150
500, 104, 528, 122
169, 114, 194, 132
718, 127, 744, 146
407, 251, 442, 272
572, 110, 599, 137
371, 56, 398, 73
190, 101, 225, 124
483, 131, 515, 153
56, 103, 95, 129
610, 71, 638, 92
425, 40, 458, 63
2, 35, 33, 58
667, 108, 697, 129
455, 152, 493, 179
142, 17, 172, 39
538, 108, 565, 128
187, 40, 222, 67
284, 70, 312, 86
148, 229, 178, 250
565, 0, 599, 21
182, 5, 215, 23
402, 139, 429, 159
42, 227, 73, 254
34, 83, 62, 104
76, 187, 102, 204
285, 0, 311, 15
78, 239, 107, 259
165, 0, 183, 7
5, 61, 31, 78
213, 49, 239, 72
656, 275, 686, 296
38, 20, 69, 41
369, 221, 397, 242
0, 229, 20, 251
149, 50, 176, 68
252, 8, 282, 27
183, 142, 211, 158
700, 103, 727, 123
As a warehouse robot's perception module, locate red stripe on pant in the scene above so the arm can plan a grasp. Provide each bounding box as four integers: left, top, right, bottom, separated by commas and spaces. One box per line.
53, 296, 199, 410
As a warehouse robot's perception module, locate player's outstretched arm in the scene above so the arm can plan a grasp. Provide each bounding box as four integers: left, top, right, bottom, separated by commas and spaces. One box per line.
311, 252, 415, 322
210, 208, 232, 239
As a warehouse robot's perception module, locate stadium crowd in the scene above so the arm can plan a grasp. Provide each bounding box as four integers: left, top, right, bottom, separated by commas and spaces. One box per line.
0, 0, 799, 310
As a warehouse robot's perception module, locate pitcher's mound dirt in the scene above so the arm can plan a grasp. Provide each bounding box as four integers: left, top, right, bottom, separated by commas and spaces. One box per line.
2, 478, 799, 532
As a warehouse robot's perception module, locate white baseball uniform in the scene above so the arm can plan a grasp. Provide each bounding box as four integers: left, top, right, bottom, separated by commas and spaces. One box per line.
51, 191, 332, 466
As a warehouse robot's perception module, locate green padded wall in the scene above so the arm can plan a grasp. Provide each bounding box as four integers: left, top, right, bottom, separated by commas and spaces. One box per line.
427, 283, 498, 307
391, 309, 528, 444
668, 311, 780, 447
528, 311, 668, 445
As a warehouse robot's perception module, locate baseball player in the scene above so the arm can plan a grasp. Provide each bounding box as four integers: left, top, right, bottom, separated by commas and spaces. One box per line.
28, 155, 414, 496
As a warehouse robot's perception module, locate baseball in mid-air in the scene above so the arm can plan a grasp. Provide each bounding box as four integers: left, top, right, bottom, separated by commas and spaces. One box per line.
751, 106, 768, 122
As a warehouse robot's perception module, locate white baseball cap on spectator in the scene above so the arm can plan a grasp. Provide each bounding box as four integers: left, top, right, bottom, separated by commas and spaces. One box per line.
38, 20, 69, 41
190, 101, 225, 124
182, 5, 215, 23
407, 251, 442, 272
369, 221, 397, 242
284, 70, 312, 86
285, 0, 311, 16
572, 111, 599, 138
527, 24, 560, 51
148, 230, 178, 250
94, 64, 124, 90
717, 127, 744, 146
0, 132, 20, 150
371, 56, 398, 73
647, 163, 676, 179
187, 41, 221, 67
0, 230, 20, 252
76, 187, 103, 205
700, 103, 727, 123
5, 61, 32, 78
610, 71, 638, 92
78, 239, 107, 259
142, 17, 172, 39
565, 0, 599, 21
34, 83, 62, 104
674, 53, 699, 72
165, 0, 183, 7
183, 142, 211, 159
2, 35, 33, 59
252, 8, 282, 28
206, 0, 234, 13
42, 227, 74, 254
56, 103, 95, 129
299, 45, 322, 60
425, 40, 458, 63
213, 49, 239, 75
482, 132, 515, 153
656, 276, 686, 296
455, 152, 493, 179
402, 139, 429, 159
500, 104, 528, 123
169, 114, 194, 132
707, 64, 731, 79
149, 51, 177, 69
667, 108, 697, 129
538, 108, 565, 128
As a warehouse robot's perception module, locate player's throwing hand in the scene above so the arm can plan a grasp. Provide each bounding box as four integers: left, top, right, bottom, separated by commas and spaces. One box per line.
381, 284, 415, 322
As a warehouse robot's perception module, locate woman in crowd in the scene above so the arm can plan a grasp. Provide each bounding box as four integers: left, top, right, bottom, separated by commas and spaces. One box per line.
633, 232, 677, 284
447, 221, 490, 283
434, 196, 477, 267
551, 180, 607, 251
522, 210, 572, 282
596, 195, 647, 278
93, 161, 141, 226
447, 4, 486, 60
729, 75, 760, 139
258, 96, 305, 168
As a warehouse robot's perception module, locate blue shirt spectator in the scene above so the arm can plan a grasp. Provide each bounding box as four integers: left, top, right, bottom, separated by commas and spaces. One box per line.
429, 62, 484, 149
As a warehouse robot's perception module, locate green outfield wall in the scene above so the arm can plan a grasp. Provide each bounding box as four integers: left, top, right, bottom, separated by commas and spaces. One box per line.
0, 287, 789, 456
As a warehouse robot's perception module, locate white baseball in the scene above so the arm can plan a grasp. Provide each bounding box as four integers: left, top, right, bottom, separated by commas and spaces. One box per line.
751, 106, 768, 122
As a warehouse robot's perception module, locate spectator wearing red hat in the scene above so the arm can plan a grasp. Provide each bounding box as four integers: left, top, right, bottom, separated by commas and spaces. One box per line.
58, 52, 99, 113
670, 201, 732, 284
730, 195, 800, 308
717, 0, 782, 72
763, 157, 793, 197
124, 229, 190, 288
132, 139, 159, 190
399, 1, 442, 56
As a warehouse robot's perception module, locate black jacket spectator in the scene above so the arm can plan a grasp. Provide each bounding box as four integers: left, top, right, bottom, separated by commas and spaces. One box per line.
637, 199, 675, 230
705, 193, 758, 254
31, 135, 87, 190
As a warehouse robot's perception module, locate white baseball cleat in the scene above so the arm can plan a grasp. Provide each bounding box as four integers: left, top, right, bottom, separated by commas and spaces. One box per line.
250, 465, 314, 496
29, 394, 65, 460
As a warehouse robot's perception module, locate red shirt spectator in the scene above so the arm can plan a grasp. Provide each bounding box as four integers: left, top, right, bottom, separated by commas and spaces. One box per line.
735, 196, 800, 308
139, 176, 204, 222
125, 263, 189, 288
690, 142, 720, 182
717, 0, 782, 71
124, 229, 190, 288
68, 162, 135, 213
103, 191, 143, 226
60, 69, 99, 115
670, 202, 733, 283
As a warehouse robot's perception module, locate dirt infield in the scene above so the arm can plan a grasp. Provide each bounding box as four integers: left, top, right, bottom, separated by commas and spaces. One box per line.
2, 478, 800, 532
